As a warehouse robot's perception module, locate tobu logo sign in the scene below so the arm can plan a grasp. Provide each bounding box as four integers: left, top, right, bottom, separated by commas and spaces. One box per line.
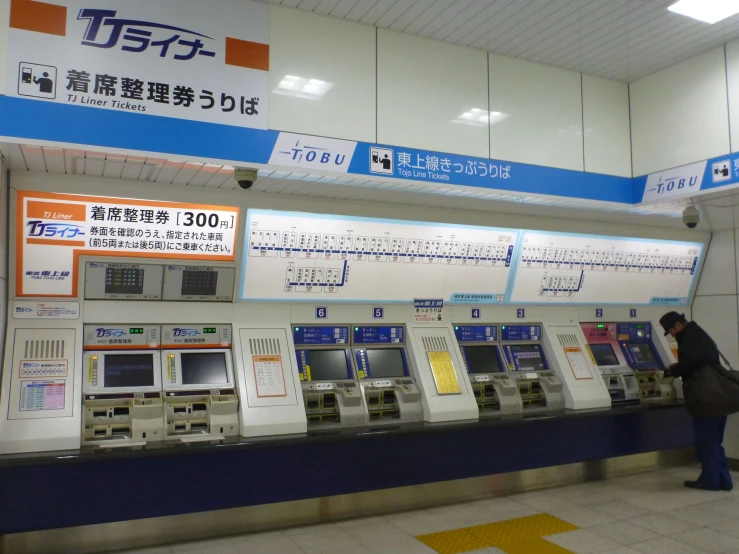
77, 9, 217, 61
643, 161, 707, 202
269, 133, 357, 172
96, 328, 125, 338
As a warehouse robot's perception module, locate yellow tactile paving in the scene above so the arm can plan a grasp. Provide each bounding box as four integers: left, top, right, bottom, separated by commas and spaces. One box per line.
416, 513, 578, 554
502, 537, 575, 554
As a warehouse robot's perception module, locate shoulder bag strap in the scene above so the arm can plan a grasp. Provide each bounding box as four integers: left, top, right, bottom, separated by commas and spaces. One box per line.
718, 350, 736, 371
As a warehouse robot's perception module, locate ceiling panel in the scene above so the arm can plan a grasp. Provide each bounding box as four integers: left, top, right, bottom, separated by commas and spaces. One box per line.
266, 0, 739, 81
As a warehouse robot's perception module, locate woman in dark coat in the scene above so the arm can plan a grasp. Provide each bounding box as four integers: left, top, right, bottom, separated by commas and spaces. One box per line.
660, 311, 733, 491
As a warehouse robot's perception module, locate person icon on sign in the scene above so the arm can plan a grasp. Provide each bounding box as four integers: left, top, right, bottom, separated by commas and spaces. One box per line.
381, 154, 391, 171
33, 72, 54, 94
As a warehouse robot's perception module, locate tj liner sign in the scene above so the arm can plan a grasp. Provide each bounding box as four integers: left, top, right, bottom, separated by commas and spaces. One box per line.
8, 0, 270, 128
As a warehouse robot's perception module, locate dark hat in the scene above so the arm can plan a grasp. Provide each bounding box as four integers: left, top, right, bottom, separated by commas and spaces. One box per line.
659, 311, 686, 336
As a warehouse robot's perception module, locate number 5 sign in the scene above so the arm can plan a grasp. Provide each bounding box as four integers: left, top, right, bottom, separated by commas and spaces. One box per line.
373, 307, 384, 319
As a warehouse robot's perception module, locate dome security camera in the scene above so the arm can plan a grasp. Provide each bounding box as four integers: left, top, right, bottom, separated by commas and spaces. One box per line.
682, 206, 699, 229
234, 168, 258, 190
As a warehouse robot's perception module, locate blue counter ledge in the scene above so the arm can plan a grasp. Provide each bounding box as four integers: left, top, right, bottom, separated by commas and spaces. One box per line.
0, 402, 694, 535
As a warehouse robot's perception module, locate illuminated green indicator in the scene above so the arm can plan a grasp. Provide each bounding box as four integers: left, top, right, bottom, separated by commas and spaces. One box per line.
355, 327, 359, 331
203, 328, 217, 334
129, 328, 143, 334
455, 326, 459, 330
597, 324, 604, 329
502, 326, 506, 330
295, 327, 300, 331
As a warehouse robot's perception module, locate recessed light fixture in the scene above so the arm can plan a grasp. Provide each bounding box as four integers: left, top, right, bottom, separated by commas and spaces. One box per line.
274, 75, 334, 100
451, 108, 510, 127
667, 0, 739, 24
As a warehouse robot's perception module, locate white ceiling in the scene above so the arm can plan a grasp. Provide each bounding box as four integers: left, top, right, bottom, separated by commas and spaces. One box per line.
1, 142, 708, 230
259, 0, 739, 82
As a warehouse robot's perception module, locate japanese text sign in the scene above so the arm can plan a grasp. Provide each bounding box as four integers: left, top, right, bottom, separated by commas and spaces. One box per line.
7, 0, 269, 129
17, 191, 239, 297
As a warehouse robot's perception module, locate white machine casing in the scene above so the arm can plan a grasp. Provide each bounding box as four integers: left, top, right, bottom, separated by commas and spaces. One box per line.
161, 324, 239, 440
406, 305, 479, 423
0, 325, 80, 453
542, 321, 611, 410
233, 303, 307, 437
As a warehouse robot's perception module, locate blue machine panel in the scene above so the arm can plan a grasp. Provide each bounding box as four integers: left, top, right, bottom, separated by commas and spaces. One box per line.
616, 323, 664, 370
353, 326, 405, 344
293, 326, 349, 345
454, 325, 498, 343
500, 325, 542, 342
354, 348, 409, 379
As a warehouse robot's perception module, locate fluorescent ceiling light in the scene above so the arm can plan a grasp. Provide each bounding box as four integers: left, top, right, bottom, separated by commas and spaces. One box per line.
452, 108, 510, 127
274, 75, 334, 100
667, 0, 739, 24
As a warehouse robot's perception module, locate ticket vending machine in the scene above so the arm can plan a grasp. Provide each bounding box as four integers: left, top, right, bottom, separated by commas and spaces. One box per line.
499, 324, 565, 414
454, 325, 522, 417
160, 325, 239, 440
616, 322, 676, 404
542, 322, 611, 410
581, 323, 640, 405
293, 325, 367, 428
352, 325, 423, 424
82, 324, 164, 445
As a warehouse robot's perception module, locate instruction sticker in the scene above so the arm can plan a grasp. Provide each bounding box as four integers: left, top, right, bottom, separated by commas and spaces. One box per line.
427, 350, 461, 394
252, 355, 287, 398
19, 380, 65, 411
564, 347, 593, 380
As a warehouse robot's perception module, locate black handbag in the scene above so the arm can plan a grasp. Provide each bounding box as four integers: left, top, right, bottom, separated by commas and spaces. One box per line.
683, 351, 739, 418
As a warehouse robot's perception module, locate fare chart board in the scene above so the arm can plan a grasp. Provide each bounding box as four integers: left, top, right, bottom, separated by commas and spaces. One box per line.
510, 231, 703, 305
241, 210, 519, 303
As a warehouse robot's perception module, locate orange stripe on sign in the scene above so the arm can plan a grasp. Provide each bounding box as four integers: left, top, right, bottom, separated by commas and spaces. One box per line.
10, 0, 67, 36
27, 201, 86, 222
27, 238, 85, 247
225, 37, 269, 71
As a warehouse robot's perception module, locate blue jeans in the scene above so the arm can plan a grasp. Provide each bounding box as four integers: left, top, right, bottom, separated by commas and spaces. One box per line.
693, 416, 733, 490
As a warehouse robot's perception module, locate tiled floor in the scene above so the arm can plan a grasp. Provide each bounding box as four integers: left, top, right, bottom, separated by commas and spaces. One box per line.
120, 465, 739, 554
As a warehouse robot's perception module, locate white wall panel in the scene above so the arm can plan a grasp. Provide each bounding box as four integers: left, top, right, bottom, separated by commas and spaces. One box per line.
696, 231, 736, 297
582, 75, 632, 178
0, 0, 8, 97
269, 6, 376, 142
0, 157, 5, 280
377, 30, 489, 158
488, 55, 583, 171
631, 47, 730, 177
691, 295, 739, 370
725, 41, 739, 154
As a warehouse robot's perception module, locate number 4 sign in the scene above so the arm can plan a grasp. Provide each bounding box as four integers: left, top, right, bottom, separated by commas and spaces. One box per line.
471, 308, 480, 319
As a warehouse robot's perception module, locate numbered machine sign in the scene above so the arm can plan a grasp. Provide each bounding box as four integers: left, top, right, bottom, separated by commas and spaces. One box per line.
373, 307, 384, 320
596, 309, 603, 318
471, 308, 481, 320
630, 309, 637, 318
517, 309, 525, 319
17, 191, 239, 297
315, 306, 328, 319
